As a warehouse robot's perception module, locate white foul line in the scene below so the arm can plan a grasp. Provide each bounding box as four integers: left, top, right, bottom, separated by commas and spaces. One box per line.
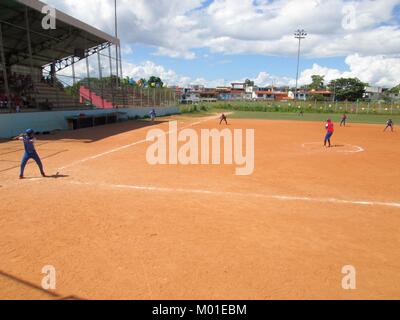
67, 180, 400, 209
58, 115, 219, 171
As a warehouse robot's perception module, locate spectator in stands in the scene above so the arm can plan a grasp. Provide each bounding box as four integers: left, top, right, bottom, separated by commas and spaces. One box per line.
26, 75, 34, 91
16, 75, 22, 89
0, 95, 7, 109
9, 72, 16, 84
13, 95, 21, 107
21, 94, 28, 108
42, 98, 52, 110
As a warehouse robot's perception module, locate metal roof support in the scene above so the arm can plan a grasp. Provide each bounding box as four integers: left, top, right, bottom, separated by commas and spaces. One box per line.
71, 56, 78, 108
0, 23, 11, 111
115, 46, 119, 88
118, 44, 126, 108
42, 42, 112, 74
97, 50, 104, 109
108, 45, 115, 108
85, 48, 92, 107
24, 7, 37, 108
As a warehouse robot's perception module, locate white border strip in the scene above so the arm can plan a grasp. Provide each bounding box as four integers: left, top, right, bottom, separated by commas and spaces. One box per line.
68, 181, 400, 209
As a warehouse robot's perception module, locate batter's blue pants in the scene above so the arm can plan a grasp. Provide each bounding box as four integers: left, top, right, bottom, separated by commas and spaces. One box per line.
20, 152, 44, 177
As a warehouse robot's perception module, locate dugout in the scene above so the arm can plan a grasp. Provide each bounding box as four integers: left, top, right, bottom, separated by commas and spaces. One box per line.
66, 112, 120, 130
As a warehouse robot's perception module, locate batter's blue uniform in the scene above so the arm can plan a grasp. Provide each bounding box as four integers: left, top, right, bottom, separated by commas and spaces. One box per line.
20, 135, 45, 177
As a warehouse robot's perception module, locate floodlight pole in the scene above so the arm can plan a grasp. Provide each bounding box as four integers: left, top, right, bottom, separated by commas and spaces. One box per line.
114, 0, 119, 86
294, 29, 307, 101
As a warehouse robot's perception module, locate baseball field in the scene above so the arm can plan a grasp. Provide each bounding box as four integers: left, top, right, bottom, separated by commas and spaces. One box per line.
0, 112, 399, 300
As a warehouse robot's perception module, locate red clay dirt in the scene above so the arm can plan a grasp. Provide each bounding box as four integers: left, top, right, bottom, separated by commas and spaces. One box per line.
0, 115, 399, 300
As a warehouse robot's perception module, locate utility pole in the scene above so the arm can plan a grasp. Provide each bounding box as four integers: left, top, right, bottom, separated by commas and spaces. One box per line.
294, 29, 307, 101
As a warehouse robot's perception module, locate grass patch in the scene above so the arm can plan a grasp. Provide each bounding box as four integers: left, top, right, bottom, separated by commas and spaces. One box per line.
177, 103, 398, 124
227, 110, 399, 124
197, 101, 400, 115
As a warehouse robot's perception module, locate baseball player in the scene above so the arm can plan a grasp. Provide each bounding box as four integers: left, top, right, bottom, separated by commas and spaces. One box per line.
15, 129, 46, 179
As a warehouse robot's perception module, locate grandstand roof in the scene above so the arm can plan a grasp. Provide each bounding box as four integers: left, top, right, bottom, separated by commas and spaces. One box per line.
0, 0, 119, 69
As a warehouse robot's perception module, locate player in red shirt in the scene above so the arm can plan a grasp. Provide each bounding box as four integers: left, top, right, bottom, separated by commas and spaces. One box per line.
324, 119, 334, 148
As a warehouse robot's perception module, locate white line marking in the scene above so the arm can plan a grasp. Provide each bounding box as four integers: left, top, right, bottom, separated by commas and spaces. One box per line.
302, 142, 365, 154
58, 115, 219, 171
66, 180, 400, 209
337, 144, 365, 153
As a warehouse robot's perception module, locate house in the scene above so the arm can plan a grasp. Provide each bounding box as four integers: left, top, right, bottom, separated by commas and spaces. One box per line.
245, 85, 258, 100
295, 89, 332, 101
180, 88, 200, 104
189, 85, 205, 92
230, 89, 245, 100
199, 88, 218, 102
250, 87, 293, 101
389, 91, 400, 101
253, 90, 275, 101
215, 84, 246, 100
363, 87, 388, 101
274, 91, 293, 101
231, 82, 245, 90
216, 87, 232, 100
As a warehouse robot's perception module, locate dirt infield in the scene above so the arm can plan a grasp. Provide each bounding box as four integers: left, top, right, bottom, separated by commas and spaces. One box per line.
0, 115, 399, 300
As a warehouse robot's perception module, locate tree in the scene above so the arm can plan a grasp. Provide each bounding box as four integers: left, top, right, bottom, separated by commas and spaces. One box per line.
328, 78, 367, 102
308, 75, 325, 90
147, 76, 163, 88
245, 79, 255, 87
389, 84, 400, 94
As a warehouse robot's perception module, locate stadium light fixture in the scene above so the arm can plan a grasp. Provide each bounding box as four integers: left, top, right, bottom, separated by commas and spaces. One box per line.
294, 29, 307, 100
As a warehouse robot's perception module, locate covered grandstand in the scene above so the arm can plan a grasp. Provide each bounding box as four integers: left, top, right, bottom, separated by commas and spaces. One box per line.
0, 0, 176, 114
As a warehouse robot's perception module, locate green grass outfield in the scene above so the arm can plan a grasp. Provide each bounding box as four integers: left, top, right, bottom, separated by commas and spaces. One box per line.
178, 104, 399, 124
216, 110, 399, 125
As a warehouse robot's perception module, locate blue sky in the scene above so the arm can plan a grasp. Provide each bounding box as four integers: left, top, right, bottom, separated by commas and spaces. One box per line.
124, 45, 348, 82
50, 0, 400, 87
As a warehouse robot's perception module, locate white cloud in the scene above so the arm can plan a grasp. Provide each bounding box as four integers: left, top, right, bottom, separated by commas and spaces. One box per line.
57, 53, 400, 89
47, 0, 400, 58
296, 54, 400, 87
46, 0, 400, 87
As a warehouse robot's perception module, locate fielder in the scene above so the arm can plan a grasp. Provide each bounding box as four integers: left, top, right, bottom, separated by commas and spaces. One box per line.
340, 113, 348, 127
219, 113, 228, 125
149, 109, 157, 122
384, 119, 394, 132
